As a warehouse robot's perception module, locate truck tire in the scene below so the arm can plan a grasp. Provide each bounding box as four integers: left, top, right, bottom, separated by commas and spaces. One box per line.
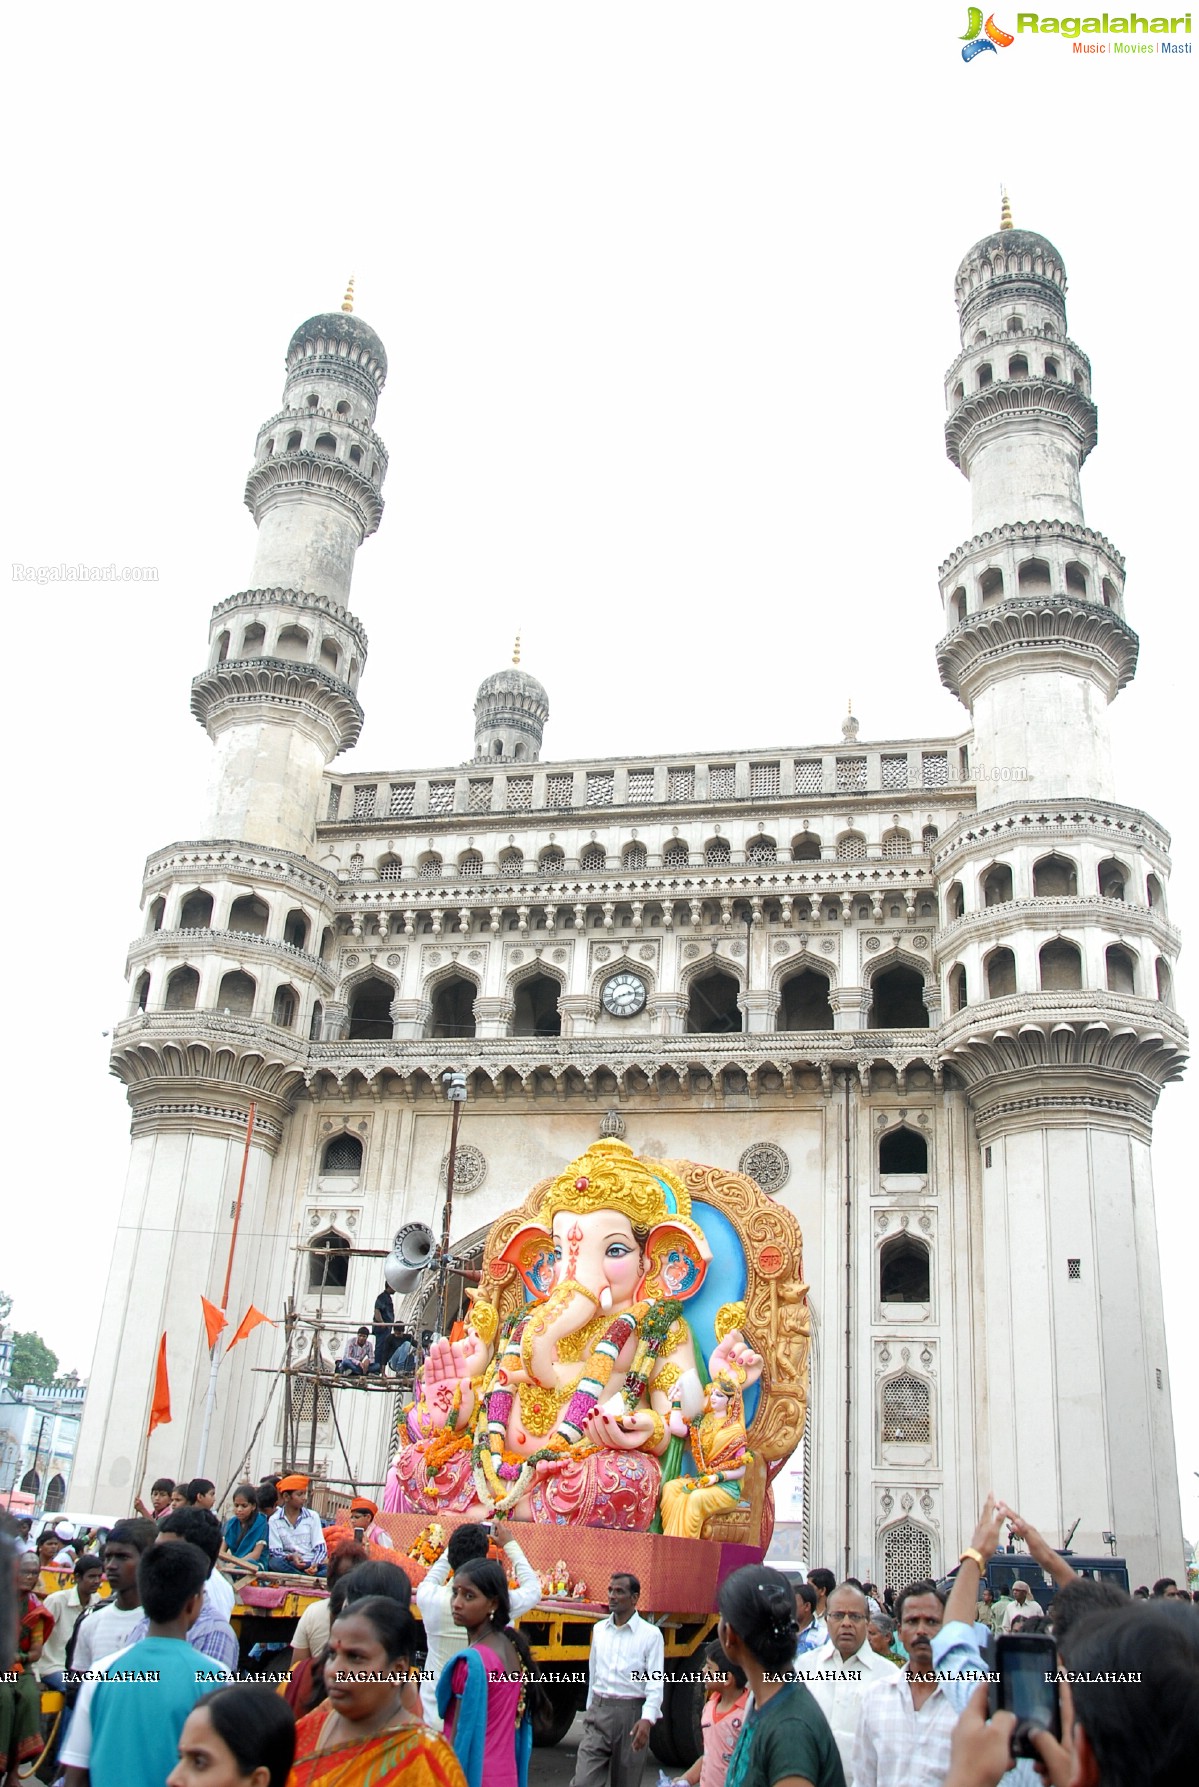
533, 1680, 583, 1748
668, 1673, 705, 1769
649, 1706, 680, 1769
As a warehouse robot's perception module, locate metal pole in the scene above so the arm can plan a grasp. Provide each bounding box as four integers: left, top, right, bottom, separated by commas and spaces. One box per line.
437, 1095, 463, 1337
196, 1102, 257, 1478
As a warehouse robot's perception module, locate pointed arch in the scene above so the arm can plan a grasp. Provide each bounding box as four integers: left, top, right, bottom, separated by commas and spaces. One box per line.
588, 951, 659, 1003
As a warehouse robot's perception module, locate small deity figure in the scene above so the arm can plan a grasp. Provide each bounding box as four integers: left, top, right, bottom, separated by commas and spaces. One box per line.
553, 1558, 570, 1596
658, 1340, 762, 1542
571, 1578, 588, 1600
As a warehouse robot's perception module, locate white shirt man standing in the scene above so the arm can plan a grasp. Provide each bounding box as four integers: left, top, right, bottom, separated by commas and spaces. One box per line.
1001, 1580, 1045, 1629
416, 1519, 541, 1726
796, 1581, 897, 1783
571, 1573, 664, 1787
852, 1582, 959, 1787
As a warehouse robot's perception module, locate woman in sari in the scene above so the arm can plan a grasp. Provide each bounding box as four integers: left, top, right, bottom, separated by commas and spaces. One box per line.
0, 1553, 54, 1786
290, 1595, 465, 1787
436, 1559, 539, 1787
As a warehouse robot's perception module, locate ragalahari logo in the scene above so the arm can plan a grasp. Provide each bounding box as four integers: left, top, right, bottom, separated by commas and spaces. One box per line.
961, 9, 1016, 58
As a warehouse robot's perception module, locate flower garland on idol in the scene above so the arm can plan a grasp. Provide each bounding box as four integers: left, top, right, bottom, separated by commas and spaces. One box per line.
469, 1295, 683, 1514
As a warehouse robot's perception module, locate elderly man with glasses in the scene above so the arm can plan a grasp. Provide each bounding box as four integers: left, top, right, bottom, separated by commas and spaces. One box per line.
795, 1580, 896, 1783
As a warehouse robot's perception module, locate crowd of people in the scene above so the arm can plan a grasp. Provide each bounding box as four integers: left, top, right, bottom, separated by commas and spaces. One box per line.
2, 1485, 1196, 1787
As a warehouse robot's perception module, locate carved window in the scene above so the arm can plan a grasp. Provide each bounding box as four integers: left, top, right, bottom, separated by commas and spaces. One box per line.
879, 1126, 928, 1174
327, 784, 342, 821
709, 766, 735, 800
880, 1235, 931, 1303
794, 759, 821, 795
468, 780, 493, 812
389, 783, 415, 817
428, 781, 455, 815
507, 777, 533, 811
623, 842, 648, 870
546, 774, 574, 807
322, 1134, 363, 1174
921, 825, 939, 853
747, 836, 777, 865
705, 838, 731, 866
881, 755, 908, 790
580, 844, 606, 872
272, 985, 298, 1029
289, 1379, 334, 1430
837, 833, 867, 861
921, 753, 949, 788
663, 841, 689, 869
308, 1229, 350, 1291
883, 1519, 933, 1587
749, 762, 779, 799
627, 770, 654, 803
458, 853, 483, 878
352, 785, 376, 819
881, 1372, 931, 1444
836, 757, 866, 792
417, 856, 442, 880
499, 848, 525, 875
881, 830, 910, 859
668, 768, 695, 801
587, 772, 614, 806
218, 970, 256, 1016
540, 848, 565, 873
792, 833, 821, 862
348, 854, 364, 877
378, 856, 403, 880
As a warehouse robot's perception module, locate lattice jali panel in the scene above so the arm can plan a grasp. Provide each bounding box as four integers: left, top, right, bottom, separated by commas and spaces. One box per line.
627, 771, 654, 803
836, 756, 866, 792
881, 755, 909, 790
580, 846, 606, 872
546, 774, 574, 806
586, 772, 614, 806
922, 752, 949, 788
881, 1372, 931, 1443
428, 781, 455, 815
668, 768, 695, 800
709, 766, 735, 800
507, 778, 533, 811
882, 1517, 933, 1592
794, 760, 821, 794
353, 785, 377, 819
389, 783, 415, 816
663, 842, 689, 868
750, 763, 779, 798
706, 839, 731, 865
468, 780, 493, 812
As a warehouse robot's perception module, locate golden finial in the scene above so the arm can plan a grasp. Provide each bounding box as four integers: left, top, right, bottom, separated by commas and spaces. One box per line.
341, 276, 355, 314
1000, 188, 1013, 231
512, 631, 521, 666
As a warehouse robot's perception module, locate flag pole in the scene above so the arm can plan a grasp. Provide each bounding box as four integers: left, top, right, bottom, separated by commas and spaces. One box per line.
196, 1102, 256, 1476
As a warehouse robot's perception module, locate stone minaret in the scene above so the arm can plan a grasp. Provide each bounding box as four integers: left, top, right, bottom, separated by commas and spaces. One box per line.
193, 283, 388, 854
936, 204, 1135, 807
933, 207, 1185, 1567
70, 292, 391, 1510
473, 636, 550, 762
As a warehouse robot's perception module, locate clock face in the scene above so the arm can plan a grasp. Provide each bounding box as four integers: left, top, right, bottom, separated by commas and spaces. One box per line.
602, 971, 647, 1018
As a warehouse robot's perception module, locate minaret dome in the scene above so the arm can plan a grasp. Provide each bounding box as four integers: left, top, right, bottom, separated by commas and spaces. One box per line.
473, 639, 549, 762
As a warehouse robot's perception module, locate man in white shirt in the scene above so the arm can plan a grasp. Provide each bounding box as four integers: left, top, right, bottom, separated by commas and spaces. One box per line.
852, 1581, 959, 1787
416, 1518, 541, 1724
1001, 1580, 1045, 1630
572, 1573, 664, 1787
796, 1581, 898, 1783
69, 1518, 159, 1675
36, 1554, 104, 1681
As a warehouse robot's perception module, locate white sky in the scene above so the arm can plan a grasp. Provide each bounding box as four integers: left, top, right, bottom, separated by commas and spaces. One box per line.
6, 5, 1195, 1537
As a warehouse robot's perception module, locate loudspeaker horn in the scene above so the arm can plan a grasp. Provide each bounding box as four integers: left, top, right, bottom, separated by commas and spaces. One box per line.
384, 1222, 436, 1293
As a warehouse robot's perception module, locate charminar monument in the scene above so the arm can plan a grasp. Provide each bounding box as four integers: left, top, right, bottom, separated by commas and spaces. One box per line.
72, 206, 1186, 1587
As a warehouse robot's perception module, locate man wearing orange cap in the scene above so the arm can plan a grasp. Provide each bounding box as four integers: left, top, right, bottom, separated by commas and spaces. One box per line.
266, 1475, 327, 1575
323, 1497, 395, 1558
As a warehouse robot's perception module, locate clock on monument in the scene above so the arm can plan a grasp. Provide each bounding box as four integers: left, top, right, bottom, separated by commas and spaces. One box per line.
601, 971, 647, 1018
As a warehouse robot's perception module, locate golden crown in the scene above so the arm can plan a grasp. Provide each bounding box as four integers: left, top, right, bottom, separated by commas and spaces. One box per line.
536, 1139, 693, 1232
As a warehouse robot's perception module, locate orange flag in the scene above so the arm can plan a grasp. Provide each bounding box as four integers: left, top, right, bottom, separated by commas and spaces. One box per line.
148, 1333, 171, 1434
201, 1296, 228, 1349
225, 1305, 272, 1353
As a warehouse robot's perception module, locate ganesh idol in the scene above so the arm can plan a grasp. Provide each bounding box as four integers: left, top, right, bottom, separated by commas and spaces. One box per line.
384, 1139, 763, 1531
